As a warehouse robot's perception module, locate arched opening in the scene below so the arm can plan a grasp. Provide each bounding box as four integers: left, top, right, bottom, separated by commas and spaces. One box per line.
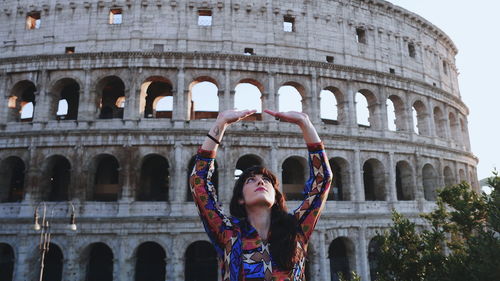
97, 76, 125, 119
8, 80, 37, 122
422, 164, 438, 201
85, 243, 113, 281
278, 84, 303, 112
0, 156, 25, 202
135, 242, 166, 281
320, 89, 339, 124
234, 82, 262, 121
42, 243, 63, 281
0, 243, 14, 281
137, 155, 170, 201
139, 77, 173, 119
328, 157, 350, 201
395, 161, 414, 200
412, 101, 428, 135
189, 79, 219, 120
363, 159, 386, 201
368, 238, 381, 281
443, 166, 455, 186
459, 169, 466, 182
51, 78, 80, 120
448, 112, 459, 142
235, 154, 263, 179
329, 237, 355, 281
187, 156, 218, 201
282, 156, 307, 200
92, 154, 120, 201
433, 107, 446, 138
184, 241, 218, 281
356, 90, 377, 128
42, 156, 71, 202
386, 95, 406, 131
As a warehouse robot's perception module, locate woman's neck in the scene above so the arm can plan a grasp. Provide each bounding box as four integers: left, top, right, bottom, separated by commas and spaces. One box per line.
246, 206, 272, 240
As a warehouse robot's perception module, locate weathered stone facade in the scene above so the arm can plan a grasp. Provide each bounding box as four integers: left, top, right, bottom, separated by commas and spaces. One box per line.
0, 0, 477, 280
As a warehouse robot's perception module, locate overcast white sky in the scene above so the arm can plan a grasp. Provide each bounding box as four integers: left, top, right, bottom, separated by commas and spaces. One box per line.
389, 0, 500, 180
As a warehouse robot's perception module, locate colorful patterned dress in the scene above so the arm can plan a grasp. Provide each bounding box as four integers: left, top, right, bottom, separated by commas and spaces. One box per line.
189, 143, 332, 281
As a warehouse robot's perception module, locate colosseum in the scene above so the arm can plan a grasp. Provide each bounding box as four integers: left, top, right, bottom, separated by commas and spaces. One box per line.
0, 0, 478, 280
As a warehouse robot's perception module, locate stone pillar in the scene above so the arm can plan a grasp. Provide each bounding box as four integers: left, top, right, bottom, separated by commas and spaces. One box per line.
345, 82, 357, 128
438, 158, 445, 188
353, 149, 364, 201
64, 240, 78, 281
378, 88, 389, 132
174, 67, 186, 123
0, 71, 8, 125
117, 237, 134, 281
318, 230, 330, 281
78, 68, 94, 122
414, 153, 424, 201
309, 73, 320, 124
172, 142, 184, 203
426, 97, 436, 137
23, 145, 40, 202
124, 67, 140, 121
358, 227, 369, 281
33, 70, 50, 123
13, 235, 31, 281
168, 237, 185, 281
388, 152, 397, 201
224, 68, 232, 111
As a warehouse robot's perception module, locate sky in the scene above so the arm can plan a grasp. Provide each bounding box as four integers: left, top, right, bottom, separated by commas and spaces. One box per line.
388, 1, 500, 182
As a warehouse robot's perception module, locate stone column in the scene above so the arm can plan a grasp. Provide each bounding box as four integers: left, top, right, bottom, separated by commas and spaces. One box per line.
353, 149, 364, 201
318, 230, 330, 281
168, 237, 185, 281
309, 73, 320, 124
224, 68, 232, 111
172, 142, 184, 203
64, 240, 78, 281
13, 235, 31, 281
358, 227, 369, 281
173, 67, 186, 123
388, 152, 397, 201
124, 67, 140, 121
78, 68, 94, 122
220, 145, 232, 203
414, 153, 424, 201
345, 82, 357, 128
378, 87, 389, 132
23, 145, 40, 202
426, 97, 436, 137
438, 158, 445, 188
0, 71, 8, 125
117, 237, 134, 281
267, 72, 278, 130
33, 70, 50, 123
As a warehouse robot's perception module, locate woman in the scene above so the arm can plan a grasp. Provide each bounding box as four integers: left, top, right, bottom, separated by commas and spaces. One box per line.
190, 109, 332, 281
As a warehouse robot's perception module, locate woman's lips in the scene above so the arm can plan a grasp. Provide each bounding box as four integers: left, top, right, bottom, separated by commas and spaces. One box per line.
255, 187, 266, 192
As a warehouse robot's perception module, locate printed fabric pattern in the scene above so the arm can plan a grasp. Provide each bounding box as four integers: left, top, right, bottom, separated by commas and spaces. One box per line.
189, 143, 332, 281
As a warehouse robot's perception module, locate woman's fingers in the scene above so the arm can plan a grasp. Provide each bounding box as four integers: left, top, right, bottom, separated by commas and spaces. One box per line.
264, 110, 307, 124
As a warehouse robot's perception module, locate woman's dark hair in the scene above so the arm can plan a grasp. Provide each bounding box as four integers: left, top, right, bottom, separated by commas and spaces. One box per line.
229, 166, 298, 270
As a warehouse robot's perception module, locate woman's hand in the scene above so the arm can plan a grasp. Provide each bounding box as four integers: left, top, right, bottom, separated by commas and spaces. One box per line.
263, 110, 310, 128
216, 109, 257, 127
264, 109, 320, 143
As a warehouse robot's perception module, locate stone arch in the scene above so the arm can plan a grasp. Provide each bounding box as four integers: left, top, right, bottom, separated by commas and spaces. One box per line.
321, 87, 346, 125
189, 77, 220, 120
137, 154, 170, 201
282, 156, 307, 200
328, 157, 351, 201
187, 155, 218, 201
422, 163, 439, 201
433, 106, 446, 138
363, 158, 386, 201
278, 82, 305, 112
184, 240, 218, 281
328, 237, 356, 281
139, 76, 173, 119
395, 160, 414, 200
368, 237, 382, 281
8, 80, 37, 122
96, 76, 126, 119
40, 155, 71, 202
412, 100, 429, 135
356, 89, 378, 128
0, 156, 26, 202
387, 95, 406, 131
83, 242, 114, 281
90, 154, 120, 201
443, 166, 455, 186
234, 80, 263, 121
134, 241, 166, 281
0, 243, 14, 281
234, 154, 264, 179
49, 78, 81, 120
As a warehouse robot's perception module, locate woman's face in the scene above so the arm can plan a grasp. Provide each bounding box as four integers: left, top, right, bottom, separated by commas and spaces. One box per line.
240, 174, 276, 208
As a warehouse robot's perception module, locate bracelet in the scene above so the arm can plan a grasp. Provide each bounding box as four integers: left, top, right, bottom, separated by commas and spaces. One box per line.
206, 133, 221, 145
